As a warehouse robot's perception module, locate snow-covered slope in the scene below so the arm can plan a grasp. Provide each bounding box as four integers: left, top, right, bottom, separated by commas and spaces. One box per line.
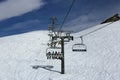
0, 21, 120, 80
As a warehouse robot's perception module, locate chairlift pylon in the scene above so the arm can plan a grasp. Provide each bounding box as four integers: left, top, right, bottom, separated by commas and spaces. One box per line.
72, 36, 87, 52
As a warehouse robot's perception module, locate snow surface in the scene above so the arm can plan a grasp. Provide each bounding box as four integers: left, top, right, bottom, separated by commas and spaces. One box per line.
0, 21, 120, 80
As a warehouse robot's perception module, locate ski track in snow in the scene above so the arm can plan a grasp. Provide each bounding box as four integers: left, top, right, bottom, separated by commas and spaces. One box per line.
0, 21, 120, 80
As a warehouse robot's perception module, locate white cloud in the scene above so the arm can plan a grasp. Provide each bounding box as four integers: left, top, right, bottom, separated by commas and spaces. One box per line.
0, 0, 45, 21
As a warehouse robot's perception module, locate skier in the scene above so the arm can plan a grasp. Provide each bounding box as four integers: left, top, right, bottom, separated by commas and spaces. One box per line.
46, 52, 51, 59
56, 52, 59, 59
55, 51, 58, 59
57, 52, 61, 59
52, 51, 55, 59
59, 53, 63, 59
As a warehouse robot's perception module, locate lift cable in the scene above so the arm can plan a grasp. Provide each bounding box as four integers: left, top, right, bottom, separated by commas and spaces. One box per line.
81, 22, 114, 37
58, 0, 95, 33
74, 22, 114, 39
58, 0, 75, 32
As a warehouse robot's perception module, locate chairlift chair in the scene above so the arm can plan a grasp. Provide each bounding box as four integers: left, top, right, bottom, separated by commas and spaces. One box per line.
72, 36, 87, 52
46, 47, 62, 59
46, 47, 61, 53
72, 43, 87, 51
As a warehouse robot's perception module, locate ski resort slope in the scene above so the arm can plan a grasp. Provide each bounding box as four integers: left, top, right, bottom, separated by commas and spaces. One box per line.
0, 21, 120, 80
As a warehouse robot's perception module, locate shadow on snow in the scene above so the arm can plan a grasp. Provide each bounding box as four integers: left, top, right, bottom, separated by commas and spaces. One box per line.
32, 65, 61, 73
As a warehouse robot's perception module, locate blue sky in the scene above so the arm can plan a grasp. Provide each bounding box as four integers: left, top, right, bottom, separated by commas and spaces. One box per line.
0, 0, 120, 37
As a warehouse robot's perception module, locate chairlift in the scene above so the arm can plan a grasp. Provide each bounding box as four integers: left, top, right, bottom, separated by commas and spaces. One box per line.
47, 40, 61, 48
46, 47, 63, 59
72, 36, 87, 52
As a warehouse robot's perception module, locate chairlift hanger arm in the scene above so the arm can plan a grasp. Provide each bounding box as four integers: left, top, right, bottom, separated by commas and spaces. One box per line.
52, 36, 73, 41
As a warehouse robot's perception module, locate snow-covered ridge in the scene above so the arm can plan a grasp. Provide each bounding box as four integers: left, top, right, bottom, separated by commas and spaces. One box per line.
0, 21, 120, 80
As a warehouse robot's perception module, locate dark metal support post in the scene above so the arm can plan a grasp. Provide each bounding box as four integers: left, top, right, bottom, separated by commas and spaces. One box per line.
52, 36, 73, 74
61, 38, 65, 74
